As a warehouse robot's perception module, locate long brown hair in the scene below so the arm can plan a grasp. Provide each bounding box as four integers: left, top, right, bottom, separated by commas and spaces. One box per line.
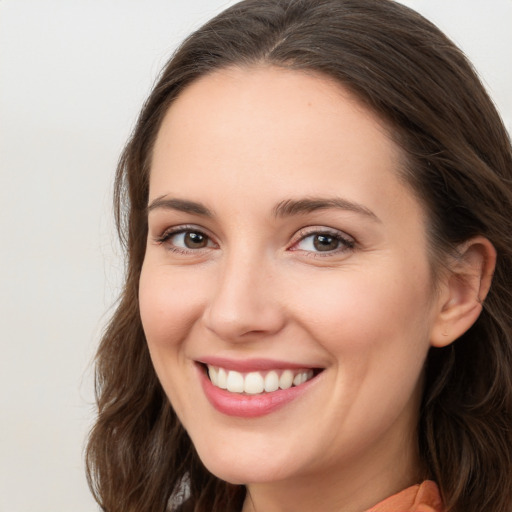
86, 1, 512, 510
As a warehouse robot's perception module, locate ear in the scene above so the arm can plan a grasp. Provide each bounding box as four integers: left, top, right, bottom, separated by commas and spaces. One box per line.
430, 236, 496, 348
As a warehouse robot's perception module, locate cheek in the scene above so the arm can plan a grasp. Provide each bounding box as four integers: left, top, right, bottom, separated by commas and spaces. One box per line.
293, 266, 433, 441
290, 262, 434, 356
139, 264, 205, 349
138, 264, 208, 419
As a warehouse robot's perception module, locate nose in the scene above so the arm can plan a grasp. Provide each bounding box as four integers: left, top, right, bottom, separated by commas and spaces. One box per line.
202, 250, 286, 342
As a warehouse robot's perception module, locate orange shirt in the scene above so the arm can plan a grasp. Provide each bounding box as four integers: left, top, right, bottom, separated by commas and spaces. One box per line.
365, 481, 444, 512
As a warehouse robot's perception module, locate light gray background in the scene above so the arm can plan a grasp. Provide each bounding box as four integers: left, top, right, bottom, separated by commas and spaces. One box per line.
1, 1, 510, 511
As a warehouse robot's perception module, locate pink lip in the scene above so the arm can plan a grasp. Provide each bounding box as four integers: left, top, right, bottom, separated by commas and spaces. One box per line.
198, 356, 316, 372
197, 363, 320, 418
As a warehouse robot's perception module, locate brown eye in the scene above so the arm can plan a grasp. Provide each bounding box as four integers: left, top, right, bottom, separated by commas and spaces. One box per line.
313, 234, 340, 251
293, 229, 355, 255
157, 228, 214, 251
184, 231, 208, 248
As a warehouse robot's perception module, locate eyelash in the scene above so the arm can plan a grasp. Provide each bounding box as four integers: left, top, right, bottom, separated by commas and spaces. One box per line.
290, 228, 355, 257
155, 225, 215, 255
155, 225, 356, 256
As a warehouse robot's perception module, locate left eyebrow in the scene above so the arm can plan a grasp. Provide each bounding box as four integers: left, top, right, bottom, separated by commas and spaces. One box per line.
273, 197, 380, 222
146, 196, 213, 217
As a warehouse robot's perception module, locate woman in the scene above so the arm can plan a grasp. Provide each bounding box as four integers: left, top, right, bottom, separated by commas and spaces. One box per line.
86, 1, 512, 511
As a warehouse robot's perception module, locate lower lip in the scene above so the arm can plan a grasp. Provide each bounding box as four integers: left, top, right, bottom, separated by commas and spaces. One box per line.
199, 366, 319, 418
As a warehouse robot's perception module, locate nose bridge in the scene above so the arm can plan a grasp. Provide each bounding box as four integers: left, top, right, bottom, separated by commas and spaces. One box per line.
203, 243, 284, 340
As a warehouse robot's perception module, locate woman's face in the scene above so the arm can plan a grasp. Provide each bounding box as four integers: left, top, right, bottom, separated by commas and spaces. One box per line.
140, 67, 443, 494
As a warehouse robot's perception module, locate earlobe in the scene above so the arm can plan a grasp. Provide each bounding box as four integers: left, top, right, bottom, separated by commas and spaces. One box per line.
430, 237, 496, 348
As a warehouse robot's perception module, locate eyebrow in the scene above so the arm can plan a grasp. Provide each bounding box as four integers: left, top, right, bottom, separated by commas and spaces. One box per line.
273, 197, 380, 222
147, 195, 380, 222
147, 196, 213, 217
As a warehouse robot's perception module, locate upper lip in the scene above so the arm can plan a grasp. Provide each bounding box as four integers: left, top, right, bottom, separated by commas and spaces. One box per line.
197, 356, 322, 373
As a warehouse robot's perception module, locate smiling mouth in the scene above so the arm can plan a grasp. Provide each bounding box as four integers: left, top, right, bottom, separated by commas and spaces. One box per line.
204, 364, 321, 395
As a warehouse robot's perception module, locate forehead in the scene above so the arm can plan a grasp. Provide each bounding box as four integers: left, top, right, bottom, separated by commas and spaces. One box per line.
150, 66, 414, 221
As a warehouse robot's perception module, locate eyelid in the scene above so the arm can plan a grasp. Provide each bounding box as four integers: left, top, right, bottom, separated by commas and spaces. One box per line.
289, 226, 356, 254
153, 224, 355, 256
154, 224, 218, 250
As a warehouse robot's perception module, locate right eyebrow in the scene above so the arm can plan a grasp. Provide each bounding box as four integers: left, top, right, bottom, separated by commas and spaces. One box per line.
146, 196, 213, 217
272, 197, 380, 222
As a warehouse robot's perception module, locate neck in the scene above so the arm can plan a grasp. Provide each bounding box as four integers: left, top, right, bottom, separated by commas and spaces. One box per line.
242, 425, 422, 512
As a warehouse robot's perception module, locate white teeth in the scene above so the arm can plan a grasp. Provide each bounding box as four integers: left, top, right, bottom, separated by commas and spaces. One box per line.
226, 371, 244, 393
295, 371, 312, 385
244, 372, 265, 394
279, 369, 294, 390
217, 368, 227, 389
264, 370, 279, 392
206, 365, 316, 394
208, 366, 218, 384
293, 372, 306, 386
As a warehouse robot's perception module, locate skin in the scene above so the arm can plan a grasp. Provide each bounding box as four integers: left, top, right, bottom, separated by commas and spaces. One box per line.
139, 66, 493, 512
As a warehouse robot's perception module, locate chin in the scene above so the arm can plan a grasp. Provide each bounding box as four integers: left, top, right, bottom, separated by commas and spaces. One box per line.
195, 442, 299, 485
